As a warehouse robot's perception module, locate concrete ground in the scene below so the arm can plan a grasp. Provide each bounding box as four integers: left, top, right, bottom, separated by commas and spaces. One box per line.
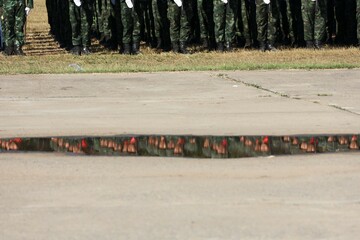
1, 69, 360, 239
1, 152, 360, 240
0, 69, 359, 138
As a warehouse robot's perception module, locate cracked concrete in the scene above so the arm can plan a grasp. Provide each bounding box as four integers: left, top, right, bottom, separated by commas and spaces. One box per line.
0, 70, 359, 138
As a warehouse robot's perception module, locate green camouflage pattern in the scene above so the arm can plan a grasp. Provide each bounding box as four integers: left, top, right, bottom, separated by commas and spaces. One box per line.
256, 0, 280, 44
69, 0, 94, 47
121, 0, 141, 44
197, 0, 214, 41
301, 0, 327, 41
213, 0, 238, 44
167, 0, 191, 43
0, 0, 33, 47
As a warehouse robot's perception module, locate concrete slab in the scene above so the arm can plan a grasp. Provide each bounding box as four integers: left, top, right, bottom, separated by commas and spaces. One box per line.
0, 153, 360, 240
0, 70, 359, 138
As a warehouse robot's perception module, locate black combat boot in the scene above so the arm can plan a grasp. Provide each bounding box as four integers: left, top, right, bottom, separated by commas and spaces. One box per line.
81, 46, 91, 55
132, 42, 140, 55
172, 41, 180, 53
179, 41, 189, 54
70, 46, 81, 55
216, 42, 224, 52
13, 45, 25, 56
122, 43, 131, 55
259, 41, 266, 52
2, 46, 14, 56
314, 40, 323, 50
306, 41, 314, 49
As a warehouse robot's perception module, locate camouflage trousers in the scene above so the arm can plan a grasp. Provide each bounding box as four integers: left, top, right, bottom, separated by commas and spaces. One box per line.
101, 0, 113, 38
284, 0, 302, 42
302, 0, 327, 42
239, 0, 252, 41
121, 0, 141, 44
69, 0, 93, 47
2, 0, 26, 47
197, 0, 214, 41
214, 0, 238, 44
167, 0, 191, 43
256, 0, 280, 44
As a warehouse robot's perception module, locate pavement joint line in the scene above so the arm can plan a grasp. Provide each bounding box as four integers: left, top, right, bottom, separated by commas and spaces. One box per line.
219, 74, 360, 116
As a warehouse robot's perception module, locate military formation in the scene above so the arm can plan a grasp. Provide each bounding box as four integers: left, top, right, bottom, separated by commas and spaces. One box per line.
0, 0, 360, 56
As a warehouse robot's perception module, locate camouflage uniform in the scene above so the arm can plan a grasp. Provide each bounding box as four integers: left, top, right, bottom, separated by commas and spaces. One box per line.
283, 0, 302, 47
0, 0, 33, 55
335, 0, 357, 45
302, 0, 327, 48
167, 0, 191, 53
238, 0, 256, 48
152, 0, 170, 50
197, 0, 214, 50
100, 0, 113, 41
120, 0, 141, 54
214, 0, 238, 51
256, 0, 280, 51
69, 0, 94, 55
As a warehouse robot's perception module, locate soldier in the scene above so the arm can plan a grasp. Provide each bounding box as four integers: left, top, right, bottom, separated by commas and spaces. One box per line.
120, 0, 141, 54
167, 0, 191, 53
256, 0, 280, 51
214, 0, 238, 52
69, 0, 94, 55
238, 0, 257, 49
0, 0, 33, 55
302, 0, 327, 49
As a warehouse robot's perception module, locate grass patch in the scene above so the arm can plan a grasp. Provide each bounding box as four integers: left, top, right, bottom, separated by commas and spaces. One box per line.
0, 0, 360, 74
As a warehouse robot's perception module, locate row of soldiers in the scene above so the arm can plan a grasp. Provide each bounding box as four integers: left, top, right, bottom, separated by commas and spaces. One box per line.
46, 0, 360, 55
1, 0, 360, 56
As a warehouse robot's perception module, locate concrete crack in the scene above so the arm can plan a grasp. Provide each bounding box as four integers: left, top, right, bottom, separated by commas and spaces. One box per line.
217, 73, 360, 116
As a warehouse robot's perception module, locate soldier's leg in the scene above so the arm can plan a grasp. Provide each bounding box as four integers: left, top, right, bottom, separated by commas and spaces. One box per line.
80, 2, 93, 54
101, 0, 112, 42
132, 1, 142, 54
224, 0, 237, 50
3, 1, 17, 55
313, 0, 327, 48
241, 0, 252, 48
167, 1, 181, 52
214, 0, 226, 50
256, 0, 268, 50
152, 0, 162, 47
69, 0, 82, 54
344, 0, 357, 45
268, 0, 280, 48
302, 0, 315, 46
113, 0, 123, 50
179, 0, 192, 53
13, 1, 26, 54
121, 0, 134, 54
